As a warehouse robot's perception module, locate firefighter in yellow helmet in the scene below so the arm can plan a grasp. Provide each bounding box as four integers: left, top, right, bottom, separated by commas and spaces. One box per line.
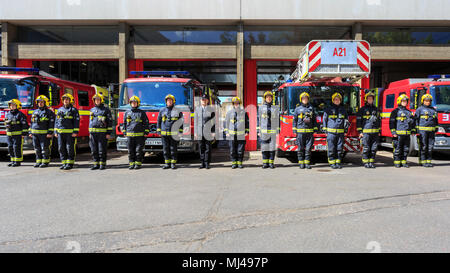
356, 91, 380, 168
55, 93, 80, 170
323, 92, 348, 169
292, 92, 318, 169
89, 93, 113, 170
5, 99, 29, 167
29, 95, 55, 168
258, 91, 279, 169
414, 94, 438, 167
123, 95, 150, 169
225, 96, 249, 168
389, 94, 415, 168
157, 94, 183, 169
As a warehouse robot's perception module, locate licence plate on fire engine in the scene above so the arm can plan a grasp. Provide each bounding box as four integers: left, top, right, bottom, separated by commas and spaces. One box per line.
145, 138, 162, 146
313, 144, 327, 151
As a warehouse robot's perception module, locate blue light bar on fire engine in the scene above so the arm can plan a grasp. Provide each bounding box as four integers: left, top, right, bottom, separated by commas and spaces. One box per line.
0, 67, 40, 73
130, 71, 190, 76
428, 74, 450, 80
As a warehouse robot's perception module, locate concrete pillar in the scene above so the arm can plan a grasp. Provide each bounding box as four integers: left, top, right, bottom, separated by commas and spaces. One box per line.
236, 23, 244, 100
1, 22, 17, 68
118, 22, 129, 84
352, 22, 363, 40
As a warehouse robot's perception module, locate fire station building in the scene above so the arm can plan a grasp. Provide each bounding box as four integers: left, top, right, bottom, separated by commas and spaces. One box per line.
1, 0, 450, 150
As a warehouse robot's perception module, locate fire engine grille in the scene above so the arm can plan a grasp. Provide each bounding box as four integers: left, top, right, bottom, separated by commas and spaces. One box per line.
149, 123, 157, 134
0, 121, 6, 132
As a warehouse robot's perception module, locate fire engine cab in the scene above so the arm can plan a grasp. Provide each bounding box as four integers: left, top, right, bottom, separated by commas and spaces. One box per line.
377, 75, 450, 154
276, 40, 371, 156
116, 71, 219, 154
0, 67, 98, 154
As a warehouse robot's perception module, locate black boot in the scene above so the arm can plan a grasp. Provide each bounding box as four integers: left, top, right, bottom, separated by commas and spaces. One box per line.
305, 164, 312, 169
299, 164, 305, 169
199, 163, 205, 169
162, 164, 170, 169
369, 163, 376, 168
99, 164, 106, 170
262, 163, 269, 169
205, 163, 210, 169
331, 164, 337, 169
91, 164, 100, 170
402, 163, 409, 168
39, 163, 49, 168
134, 164, 141, 170
129, 164, 135, 170
7, 162, 14, 167
394, 164, 401, 168
64, 164, 73, 170
232, 164, 237, 169
364, 163, 370, 168
269, 163, 275, 169
60, 164, 66, 170
34, 163, 41, 168
12, 162, 21, 167
171, 163, 177, 169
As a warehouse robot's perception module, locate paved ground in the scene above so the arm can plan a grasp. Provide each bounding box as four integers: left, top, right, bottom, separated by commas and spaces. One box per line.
0, 147, 449, 253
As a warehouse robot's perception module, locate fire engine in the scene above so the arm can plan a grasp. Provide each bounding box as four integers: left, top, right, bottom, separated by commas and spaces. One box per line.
0, 67, 99, 155
275, 40, 371, 156
115, 71, 219, 154
376, 75, 450, 155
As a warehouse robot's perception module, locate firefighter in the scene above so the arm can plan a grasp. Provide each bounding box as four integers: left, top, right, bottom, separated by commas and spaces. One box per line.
415, 94, 438, 168
292, 92, 317, 169
55, 94, 80, 170
356, 92, 381, 168
123, 96, 150, 170
194, 93, 216, 169
258, 91, 279, 169
29, 95, 55, 168
389, 94, 415, 168
89, 93, 113, 170
323, 92, 348, 169
157, 94, 183, 170
5, 99, 29, 167
224, 97, 249, 169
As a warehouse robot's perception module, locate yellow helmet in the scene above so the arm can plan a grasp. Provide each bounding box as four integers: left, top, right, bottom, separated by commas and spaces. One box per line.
129, 96, 141, 107
263, 91, 274, 99
61, 93, 75, 104
165, 94, 176, 104
92, 93, 105, 104
421, 94, 433, 104
364, 91, 376, 102
35, 95, 50, 107
331, 92, 342, 102
299, 92, 310, 101
397, 94, 409, 106
8, 99, 22, 110
231, 96, 241, 104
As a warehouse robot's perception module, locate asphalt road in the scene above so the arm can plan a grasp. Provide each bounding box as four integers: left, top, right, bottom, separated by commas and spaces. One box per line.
0, 147, 449, 253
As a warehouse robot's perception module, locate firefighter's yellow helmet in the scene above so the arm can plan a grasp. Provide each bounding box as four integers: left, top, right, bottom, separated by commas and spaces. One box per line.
299, 92, 310, 101
364, 91, 376, 102
263, 91, 274, 99
331, 92, 342, 102
231, 97, 241, 104
61, 93, 75, 104
92, 93, 105, 104
8, 99, 22, 110
397, 94, 409, 106
421, 94, 433, 104
165, 94, 176, 104
129, 96, 141, 107
35, 95, 50, 107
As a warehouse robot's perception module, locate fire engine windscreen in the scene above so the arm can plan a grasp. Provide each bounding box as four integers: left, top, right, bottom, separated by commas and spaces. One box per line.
0, 79, 35, 108
432, 85, 450, 112
282, 85, 359, 115
119, 82, 192, 109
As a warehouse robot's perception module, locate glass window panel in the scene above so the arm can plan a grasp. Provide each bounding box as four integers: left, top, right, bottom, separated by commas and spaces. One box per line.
363, 27, 450, 45
17, 26, 118, 44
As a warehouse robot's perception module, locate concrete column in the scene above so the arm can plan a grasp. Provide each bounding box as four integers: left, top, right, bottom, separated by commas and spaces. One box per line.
118, 22, 129, 84
352, 22, 363, 40
236, 23, 244, 99
1, 22, 17, 68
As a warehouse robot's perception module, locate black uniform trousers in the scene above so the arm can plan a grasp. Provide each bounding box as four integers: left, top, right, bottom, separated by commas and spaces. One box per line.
362, 133, 379, 163
198, 137, 212, 164
7, 135, 23, 162
58, 133, 76, 164
261, 133, 276, 164
127, 136, 145, 166
90, 132, 108, 165
162, 136, 179, 164
327, 133, 344, 164
418, 131, 435, 164
297, 133, 313, 164
229, 138, 246, 164
33, 134, 51, 164
393, 135, 410, 164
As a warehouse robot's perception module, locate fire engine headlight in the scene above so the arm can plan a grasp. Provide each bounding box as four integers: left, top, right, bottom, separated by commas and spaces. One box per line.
437, 127, 446, 133
179, 140, 193, 147
287, 140, 297, 146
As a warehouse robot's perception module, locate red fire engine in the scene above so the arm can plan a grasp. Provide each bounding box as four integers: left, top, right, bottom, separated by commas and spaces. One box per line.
275, 40, 371, 156
115, 71, 219, 154
0, 67, 98, 155
376, 75, 450, 155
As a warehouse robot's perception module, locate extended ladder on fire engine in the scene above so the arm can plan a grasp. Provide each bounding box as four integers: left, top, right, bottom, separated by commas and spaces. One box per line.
290, 40, 371, 84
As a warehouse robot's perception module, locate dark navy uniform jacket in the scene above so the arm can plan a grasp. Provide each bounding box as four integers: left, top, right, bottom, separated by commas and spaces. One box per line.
55, 105, 80, 134
356, 104, 380, 134
323, 104, 348, 134
89, 104, 113, 134
30, 107, 55, 135
5, 109, 29, 136
389, 106, 415, 135
157, 106, 183, 136
123, 108, 150, 136
415, 105, 438, 132
292, 103, 318, 134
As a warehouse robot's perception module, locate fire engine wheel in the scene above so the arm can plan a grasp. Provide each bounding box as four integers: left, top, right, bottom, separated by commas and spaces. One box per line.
408, 135, 419, 157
